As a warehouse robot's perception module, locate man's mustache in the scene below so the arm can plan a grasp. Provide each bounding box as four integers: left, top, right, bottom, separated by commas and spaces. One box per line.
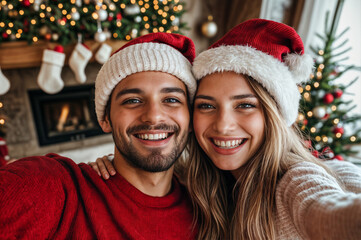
127, 123, 179, 135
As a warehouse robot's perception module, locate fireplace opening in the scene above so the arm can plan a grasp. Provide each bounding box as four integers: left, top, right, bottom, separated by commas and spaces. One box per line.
28, 84, 107, 146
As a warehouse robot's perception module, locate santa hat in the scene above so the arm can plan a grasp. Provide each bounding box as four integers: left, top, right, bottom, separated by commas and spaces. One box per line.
95, 32, 196, 123
193, 19, 314, 126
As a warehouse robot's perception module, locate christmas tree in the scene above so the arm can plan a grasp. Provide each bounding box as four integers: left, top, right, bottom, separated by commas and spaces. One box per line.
298, 0, 361, 161
0, 0, 187, 46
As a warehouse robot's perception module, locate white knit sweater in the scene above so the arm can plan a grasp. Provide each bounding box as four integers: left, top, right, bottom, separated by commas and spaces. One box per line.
276, 160, 361, 239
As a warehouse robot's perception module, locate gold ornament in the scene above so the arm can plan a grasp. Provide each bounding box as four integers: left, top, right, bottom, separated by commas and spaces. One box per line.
201, 15, 217, 38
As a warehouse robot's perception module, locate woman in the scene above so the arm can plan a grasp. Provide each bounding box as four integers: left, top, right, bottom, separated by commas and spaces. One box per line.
91, 19, 361, 239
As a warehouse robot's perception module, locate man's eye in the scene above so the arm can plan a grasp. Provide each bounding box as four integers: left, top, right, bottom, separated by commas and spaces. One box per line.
123, 99, 141, 104
196, 103, 215, 109
165, 98, 180, 103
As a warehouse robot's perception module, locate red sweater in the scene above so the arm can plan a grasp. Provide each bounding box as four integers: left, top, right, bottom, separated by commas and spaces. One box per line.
0, 153, 197, 240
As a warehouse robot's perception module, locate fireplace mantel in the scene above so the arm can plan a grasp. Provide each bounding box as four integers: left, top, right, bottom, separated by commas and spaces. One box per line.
0, 39, 127, 70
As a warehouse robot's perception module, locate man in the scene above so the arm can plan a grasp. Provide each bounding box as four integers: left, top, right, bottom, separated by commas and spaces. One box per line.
0, 33, 198, 239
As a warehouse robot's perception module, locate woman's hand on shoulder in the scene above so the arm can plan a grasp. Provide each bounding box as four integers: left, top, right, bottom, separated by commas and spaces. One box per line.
88, 154, 116, 180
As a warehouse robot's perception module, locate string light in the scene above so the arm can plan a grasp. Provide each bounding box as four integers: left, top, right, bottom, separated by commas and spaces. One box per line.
335, 133, 342, 138
318, 50, 324, 55
350, 136, 356, 142
333, 118, 340, 124
310, 127, 316, 133
315, 136, 321, 141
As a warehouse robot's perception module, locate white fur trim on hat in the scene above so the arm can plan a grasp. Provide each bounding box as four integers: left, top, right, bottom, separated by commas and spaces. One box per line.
193, 45, 313, 126
95, 42, 196, 122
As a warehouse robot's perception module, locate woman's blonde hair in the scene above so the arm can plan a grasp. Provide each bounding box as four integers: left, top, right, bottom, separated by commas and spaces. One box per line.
186, 75, 331, 240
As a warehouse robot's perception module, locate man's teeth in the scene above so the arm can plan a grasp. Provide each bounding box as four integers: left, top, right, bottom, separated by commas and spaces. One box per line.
213, 139, 245, 149
137, 133, 168, 140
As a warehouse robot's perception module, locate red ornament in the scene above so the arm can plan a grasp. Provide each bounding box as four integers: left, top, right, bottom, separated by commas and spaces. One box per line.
312, 150, 320, 158
333, 126, 344, 135
334, 155, 344, 161
322, 113, 330, 120
54, 45, 64, 53
303, 119, 308, 125
22, 0, 31, 7
44, 33, 52, 41
2, 32, 8, 39
333, 89, 343, 99
116, 13, 122, 20
323, 93, 334, 104
304, 140, 312, 148
107, 16, 114, 21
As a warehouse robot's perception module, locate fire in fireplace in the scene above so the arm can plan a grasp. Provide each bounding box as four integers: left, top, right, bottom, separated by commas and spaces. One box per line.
28, 84, 107, 146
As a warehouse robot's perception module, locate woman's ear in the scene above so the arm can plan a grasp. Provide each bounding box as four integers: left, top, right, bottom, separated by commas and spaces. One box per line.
99, 116, 112, 133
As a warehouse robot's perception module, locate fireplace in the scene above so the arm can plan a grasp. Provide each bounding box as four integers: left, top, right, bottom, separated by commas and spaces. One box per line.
28, 84, 107, 146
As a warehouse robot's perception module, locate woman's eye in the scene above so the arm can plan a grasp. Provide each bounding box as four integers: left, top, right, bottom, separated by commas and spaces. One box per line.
196, 103, 215, 109
238, 103, 255, 108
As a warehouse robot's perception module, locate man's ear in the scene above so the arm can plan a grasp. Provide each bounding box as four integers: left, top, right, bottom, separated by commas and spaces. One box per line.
99, 115, 112, 133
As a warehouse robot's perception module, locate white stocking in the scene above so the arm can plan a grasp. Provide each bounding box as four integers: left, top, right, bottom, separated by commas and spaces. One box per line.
95, 43, 113, 64
37, 49, 65, 94
0, 67, 10, 95
69, 43, 93, 83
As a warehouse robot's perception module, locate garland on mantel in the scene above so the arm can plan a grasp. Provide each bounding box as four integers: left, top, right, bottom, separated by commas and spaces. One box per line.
0, 0, 187, 46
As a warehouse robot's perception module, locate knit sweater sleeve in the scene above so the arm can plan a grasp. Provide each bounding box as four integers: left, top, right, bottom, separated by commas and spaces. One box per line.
276, 161, 361, 240
324, 160, 361, 193
0, 155, 72, 239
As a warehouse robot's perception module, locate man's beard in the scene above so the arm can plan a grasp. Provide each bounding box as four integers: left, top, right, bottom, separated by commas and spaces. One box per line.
112, 123, 188, 172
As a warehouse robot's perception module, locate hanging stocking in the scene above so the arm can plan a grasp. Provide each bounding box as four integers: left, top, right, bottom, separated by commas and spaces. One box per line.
0, 67, 10, 95
0, 137, 10, 167
69, 43, 93, 83
37, 46, 65, 94
95, 43, 112, 64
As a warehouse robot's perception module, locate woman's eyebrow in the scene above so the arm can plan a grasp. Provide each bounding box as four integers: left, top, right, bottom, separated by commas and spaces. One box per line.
194, 95, 214, 100
231, 94, 257, 100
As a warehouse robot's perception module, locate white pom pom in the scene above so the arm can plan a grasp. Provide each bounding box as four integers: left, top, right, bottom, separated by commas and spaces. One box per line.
284, 53, 314, 84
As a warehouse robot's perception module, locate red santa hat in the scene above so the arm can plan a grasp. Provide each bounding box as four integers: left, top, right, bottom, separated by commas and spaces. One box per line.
193, 19, 314, 126
95, 32, 196, 123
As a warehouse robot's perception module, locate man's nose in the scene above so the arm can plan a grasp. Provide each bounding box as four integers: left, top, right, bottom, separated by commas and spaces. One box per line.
140, 101, 166, 124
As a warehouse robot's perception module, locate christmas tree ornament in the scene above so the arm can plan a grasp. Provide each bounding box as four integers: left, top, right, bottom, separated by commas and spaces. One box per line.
0, 67, 10, 95
135, 16, 142, 23
313, 106, 327, 119
75, 0, 82, 7
95, 30, 107, 43
315, 144, 322, 150
124, 4, 141, 15
172, 17, 180, 26
95, 43, 113, 65
33, 0, 42, 11
37, 46, 65, 94
71, 11, 80, 21
316, 55, 324, 64
328, 137, 333, 143
130, 28, 138, 39
44, 33, 52, 41
333, 89, 343, 98
69, 43, 93, 84
97, 9, 108, 21
140, 29, 149, 36
201, 15, 217, 38
52, 33, 59, 41
39, 26, 49, 36
333, 126, 344, 135
334, 155, 344, 161
317, 89, 326, 98
323, 93, 334, 104
22, 0, 31, 7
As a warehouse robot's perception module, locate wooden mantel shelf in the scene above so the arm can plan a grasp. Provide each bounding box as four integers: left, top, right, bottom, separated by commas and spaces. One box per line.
0, 40, 127, 70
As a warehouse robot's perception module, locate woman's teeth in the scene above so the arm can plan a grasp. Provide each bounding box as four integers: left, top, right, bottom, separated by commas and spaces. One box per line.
137, 133, 169, 140
213, 139, 246, 149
